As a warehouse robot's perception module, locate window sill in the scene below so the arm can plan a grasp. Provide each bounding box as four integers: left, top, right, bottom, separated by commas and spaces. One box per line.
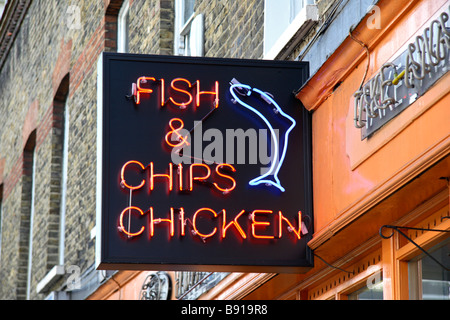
264, 4, 318, 60
36, 265, 65, 294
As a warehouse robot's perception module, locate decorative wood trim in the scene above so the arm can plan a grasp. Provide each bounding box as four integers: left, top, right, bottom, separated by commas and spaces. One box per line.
199, 273, 276, 300
276, 235, 381, 300
308, 251, 382, 300
295, 0, 421, 111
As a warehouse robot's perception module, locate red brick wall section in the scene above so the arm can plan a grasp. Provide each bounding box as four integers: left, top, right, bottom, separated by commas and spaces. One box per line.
69, 21, 105, 99
52, 39, 72, 100
22, 99, 38, 151
0, 157, 5, 186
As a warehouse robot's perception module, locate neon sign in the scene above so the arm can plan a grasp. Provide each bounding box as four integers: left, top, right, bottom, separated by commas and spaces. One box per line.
132, 76, 219, 109
118, 206, 303, 241
229, 81, 296, 192
97, 53, 312, 272
120, 161, 236, 194
165, 118, 190, 148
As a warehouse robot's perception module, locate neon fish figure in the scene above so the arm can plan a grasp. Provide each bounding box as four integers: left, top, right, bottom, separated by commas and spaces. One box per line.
229, 79, 296, 192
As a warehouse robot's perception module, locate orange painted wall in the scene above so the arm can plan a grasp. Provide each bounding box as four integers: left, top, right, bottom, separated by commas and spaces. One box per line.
309, 0, 450, 241
244, 1, 450, 300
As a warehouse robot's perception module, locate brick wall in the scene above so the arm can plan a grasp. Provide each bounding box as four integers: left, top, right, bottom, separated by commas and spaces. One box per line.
198, 0, 264, 59
0, 0, 104, 299
128, 0, 174, 55
0, 0, 180, 300
0, 0, 331, 299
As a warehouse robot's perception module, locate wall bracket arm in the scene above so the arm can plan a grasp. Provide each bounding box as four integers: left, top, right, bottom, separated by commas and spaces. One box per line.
379, 224, 450, 271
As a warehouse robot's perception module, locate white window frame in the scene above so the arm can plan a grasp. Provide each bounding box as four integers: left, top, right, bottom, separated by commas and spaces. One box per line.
58, 104, 69, 265
0, 185, 3, 263
264, 0, 318, 60
117, 0, 130, 53
26, 151, 36, 300
36, 101, 70, 295
174, 0, 204, 56
0, 0, 8, 20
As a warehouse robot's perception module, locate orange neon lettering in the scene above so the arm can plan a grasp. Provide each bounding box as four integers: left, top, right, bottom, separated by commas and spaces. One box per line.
160, 78, 165, 107
251, 210, 274, 239
165, 118, 190, 148
169, 78, 193, 107
193, 208, 218, 238
120, 160, 146, 190
213, 163, 236, 193
150, 207, 175, 237
179, 207, 186, 236
189, 163, 211, 191
222, 209, 247, 239
178, 163, 184, 191
149, 162, 173, 191
196, 80, 219, 108
278, 211, 302, 239
119, 206, 145, 237
135, 77, 156, 104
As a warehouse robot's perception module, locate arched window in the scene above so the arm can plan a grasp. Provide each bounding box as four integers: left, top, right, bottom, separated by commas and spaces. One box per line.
36, 73, 70, 296
21, 130, 36, 300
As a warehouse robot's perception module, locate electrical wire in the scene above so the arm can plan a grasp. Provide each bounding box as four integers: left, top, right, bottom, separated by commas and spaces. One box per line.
348, 27, 370, 90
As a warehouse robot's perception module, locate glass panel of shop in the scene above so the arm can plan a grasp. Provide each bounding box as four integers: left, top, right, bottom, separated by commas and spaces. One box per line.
408, 239, 450, 300
348, 276, 383, 300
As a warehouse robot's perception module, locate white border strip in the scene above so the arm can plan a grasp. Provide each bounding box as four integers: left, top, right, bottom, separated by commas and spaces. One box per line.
95, 53, 103, 269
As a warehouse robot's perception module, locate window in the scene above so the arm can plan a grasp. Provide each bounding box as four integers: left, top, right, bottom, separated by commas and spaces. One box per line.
348, 276, 384, 300
0, 0, 7, 20
264, 0, 317, 59
58, 101, 69, 266
23, 132, 36, 300
174, 0, 204, 56
409, 240, 450, 300
117, 0, 130, 53
306, 250, 383, 300
36, 75, 70, 295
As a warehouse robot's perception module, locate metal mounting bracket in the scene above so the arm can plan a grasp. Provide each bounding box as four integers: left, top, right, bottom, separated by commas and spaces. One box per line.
379, 224, 450, 271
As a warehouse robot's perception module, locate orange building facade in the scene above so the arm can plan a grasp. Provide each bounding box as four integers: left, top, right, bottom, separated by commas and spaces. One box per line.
88, 0, 449, 300
248, 0, 450, 300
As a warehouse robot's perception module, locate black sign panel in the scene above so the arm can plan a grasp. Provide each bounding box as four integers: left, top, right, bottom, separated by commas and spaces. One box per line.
96, 53, 312, 272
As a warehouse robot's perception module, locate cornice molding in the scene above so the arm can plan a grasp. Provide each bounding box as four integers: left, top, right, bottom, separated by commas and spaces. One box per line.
295, 0, 420, 111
